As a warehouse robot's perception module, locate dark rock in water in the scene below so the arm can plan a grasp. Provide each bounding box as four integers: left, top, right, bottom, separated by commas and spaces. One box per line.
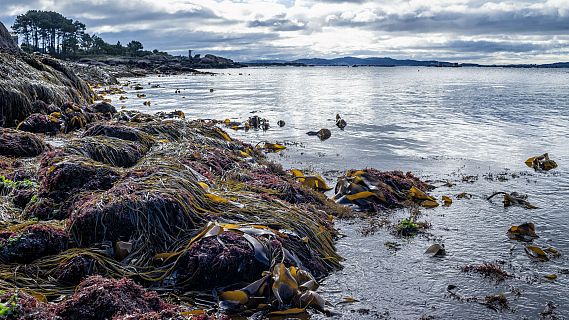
86, 101, 117, 115
306, 128, 331, 141
336, 114, 347, 129
277, 120, 286, 127
0, 224, 68, 264
0, 128, 48, 157
55, 276, 175, 320
16, 113, 61, 134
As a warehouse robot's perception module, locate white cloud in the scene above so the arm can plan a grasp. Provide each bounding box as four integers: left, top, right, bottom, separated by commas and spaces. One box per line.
1, 0, 569, 63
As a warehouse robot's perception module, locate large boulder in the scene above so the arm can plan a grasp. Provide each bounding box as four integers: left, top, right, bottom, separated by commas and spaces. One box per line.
0, 128, 48, 157
0, 23, 94, 127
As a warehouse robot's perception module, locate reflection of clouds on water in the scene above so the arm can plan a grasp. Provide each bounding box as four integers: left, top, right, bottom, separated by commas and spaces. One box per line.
118, 67, 568, 319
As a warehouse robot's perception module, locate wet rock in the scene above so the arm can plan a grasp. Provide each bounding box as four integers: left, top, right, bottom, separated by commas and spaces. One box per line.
0, 128, 48, 157
86, 101, 117, 115
31, 100, 61, 115
306, 128, 331, 141
55, 276, 174, 320
16, 113, 61, 134
0, 224, 68, 264
336, 114, 347, 129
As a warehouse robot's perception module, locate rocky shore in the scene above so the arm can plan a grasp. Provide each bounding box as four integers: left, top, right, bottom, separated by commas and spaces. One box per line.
0, 22, 442, 319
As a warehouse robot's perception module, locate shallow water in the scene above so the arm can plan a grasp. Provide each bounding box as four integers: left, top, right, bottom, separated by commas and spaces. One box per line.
119, 67, 569, 319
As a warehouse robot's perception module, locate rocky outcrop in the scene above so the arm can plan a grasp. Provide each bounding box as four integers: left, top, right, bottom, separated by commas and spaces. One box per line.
0, 21, 19, 52
0, 22, 95, 127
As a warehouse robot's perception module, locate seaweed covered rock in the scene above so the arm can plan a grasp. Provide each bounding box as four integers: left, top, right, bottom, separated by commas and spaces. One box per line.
83, 123, 155, 148
0, 290, 56, 320
27, 152, 122, 220
38, 151, 122, 203
174, 223, 331, 290
175, 230, 266, 290
0, 224, 68, 264
16, 113, 61, 134
55, 276, 173, 320
30, 100, 61, 115
65, 136, 150, 168
0, 128, 48, 157
86, 101, 117, 115
0, 47, 94, 127
67, 164, 208, 251
333, 169, 433, 211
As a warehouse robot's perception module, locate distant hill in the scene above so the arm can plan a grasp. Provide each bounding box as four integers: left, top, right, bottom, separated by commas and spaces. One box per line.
243, 56, 569, 68
245, 56, 463, 67
292, 57, 461, 67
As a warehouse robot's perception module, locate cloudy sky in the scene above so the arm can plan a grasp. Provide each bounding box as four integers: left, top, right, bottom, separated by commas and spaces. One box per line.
1, 0, 569, 63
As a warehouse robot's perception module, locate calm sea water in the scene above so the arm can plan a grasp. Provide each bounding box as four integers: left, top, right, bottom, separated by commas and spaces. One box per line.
120, 67, 569, 319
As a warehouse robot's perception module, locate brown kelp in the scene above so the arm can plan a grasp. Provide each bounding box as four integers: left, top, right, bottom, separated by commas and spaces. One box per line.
334, 169, 434, 211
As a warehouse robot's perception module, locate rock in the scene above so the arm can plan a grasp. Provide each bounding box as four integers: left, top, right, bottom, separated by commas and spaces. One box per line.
37, 151, 122, 203
0, 224, 68, 264
87, 101, 117, 115
0, 128, 48, 157
55, 276, 175, 320
306, 128, 331, 141
83, 123, 155, 148
16, 113, 61, 134
424, 244, 446, 257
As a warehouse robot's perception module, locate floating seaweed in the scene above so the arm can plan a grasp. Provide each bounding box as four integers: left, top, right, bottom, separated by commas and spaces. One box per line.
334, 169, 433, 211
525, 153, 557, 171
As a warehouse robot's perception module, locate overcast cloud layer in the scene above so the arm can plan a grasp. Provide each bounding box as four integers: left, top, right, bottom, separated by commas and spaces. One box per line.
1, 0, 569, 63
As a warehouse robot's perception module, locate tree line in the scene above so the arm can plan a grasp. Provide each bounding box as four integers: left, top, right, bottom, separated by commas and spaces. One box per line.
11, 10, 164, 57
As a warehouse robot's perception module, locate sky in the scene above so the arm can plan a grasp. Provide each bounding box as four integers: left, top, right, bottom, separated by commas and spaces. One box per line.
1, 0, 569, 64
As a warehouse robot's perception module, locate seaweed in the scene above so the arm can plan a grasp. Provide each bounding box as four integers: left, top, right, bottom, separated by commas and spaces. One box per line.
65, 136, 150, 168
55, 276, 174, 320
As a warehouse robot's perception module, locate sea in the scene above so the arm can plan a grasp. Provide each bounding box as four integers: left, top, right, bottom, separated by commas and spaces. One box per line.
119, 66, 569, 319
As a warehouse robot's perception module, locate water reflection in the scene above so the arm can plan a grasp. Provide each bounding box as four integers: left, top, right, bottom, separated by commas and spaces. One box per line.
120, 67, 569, 319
